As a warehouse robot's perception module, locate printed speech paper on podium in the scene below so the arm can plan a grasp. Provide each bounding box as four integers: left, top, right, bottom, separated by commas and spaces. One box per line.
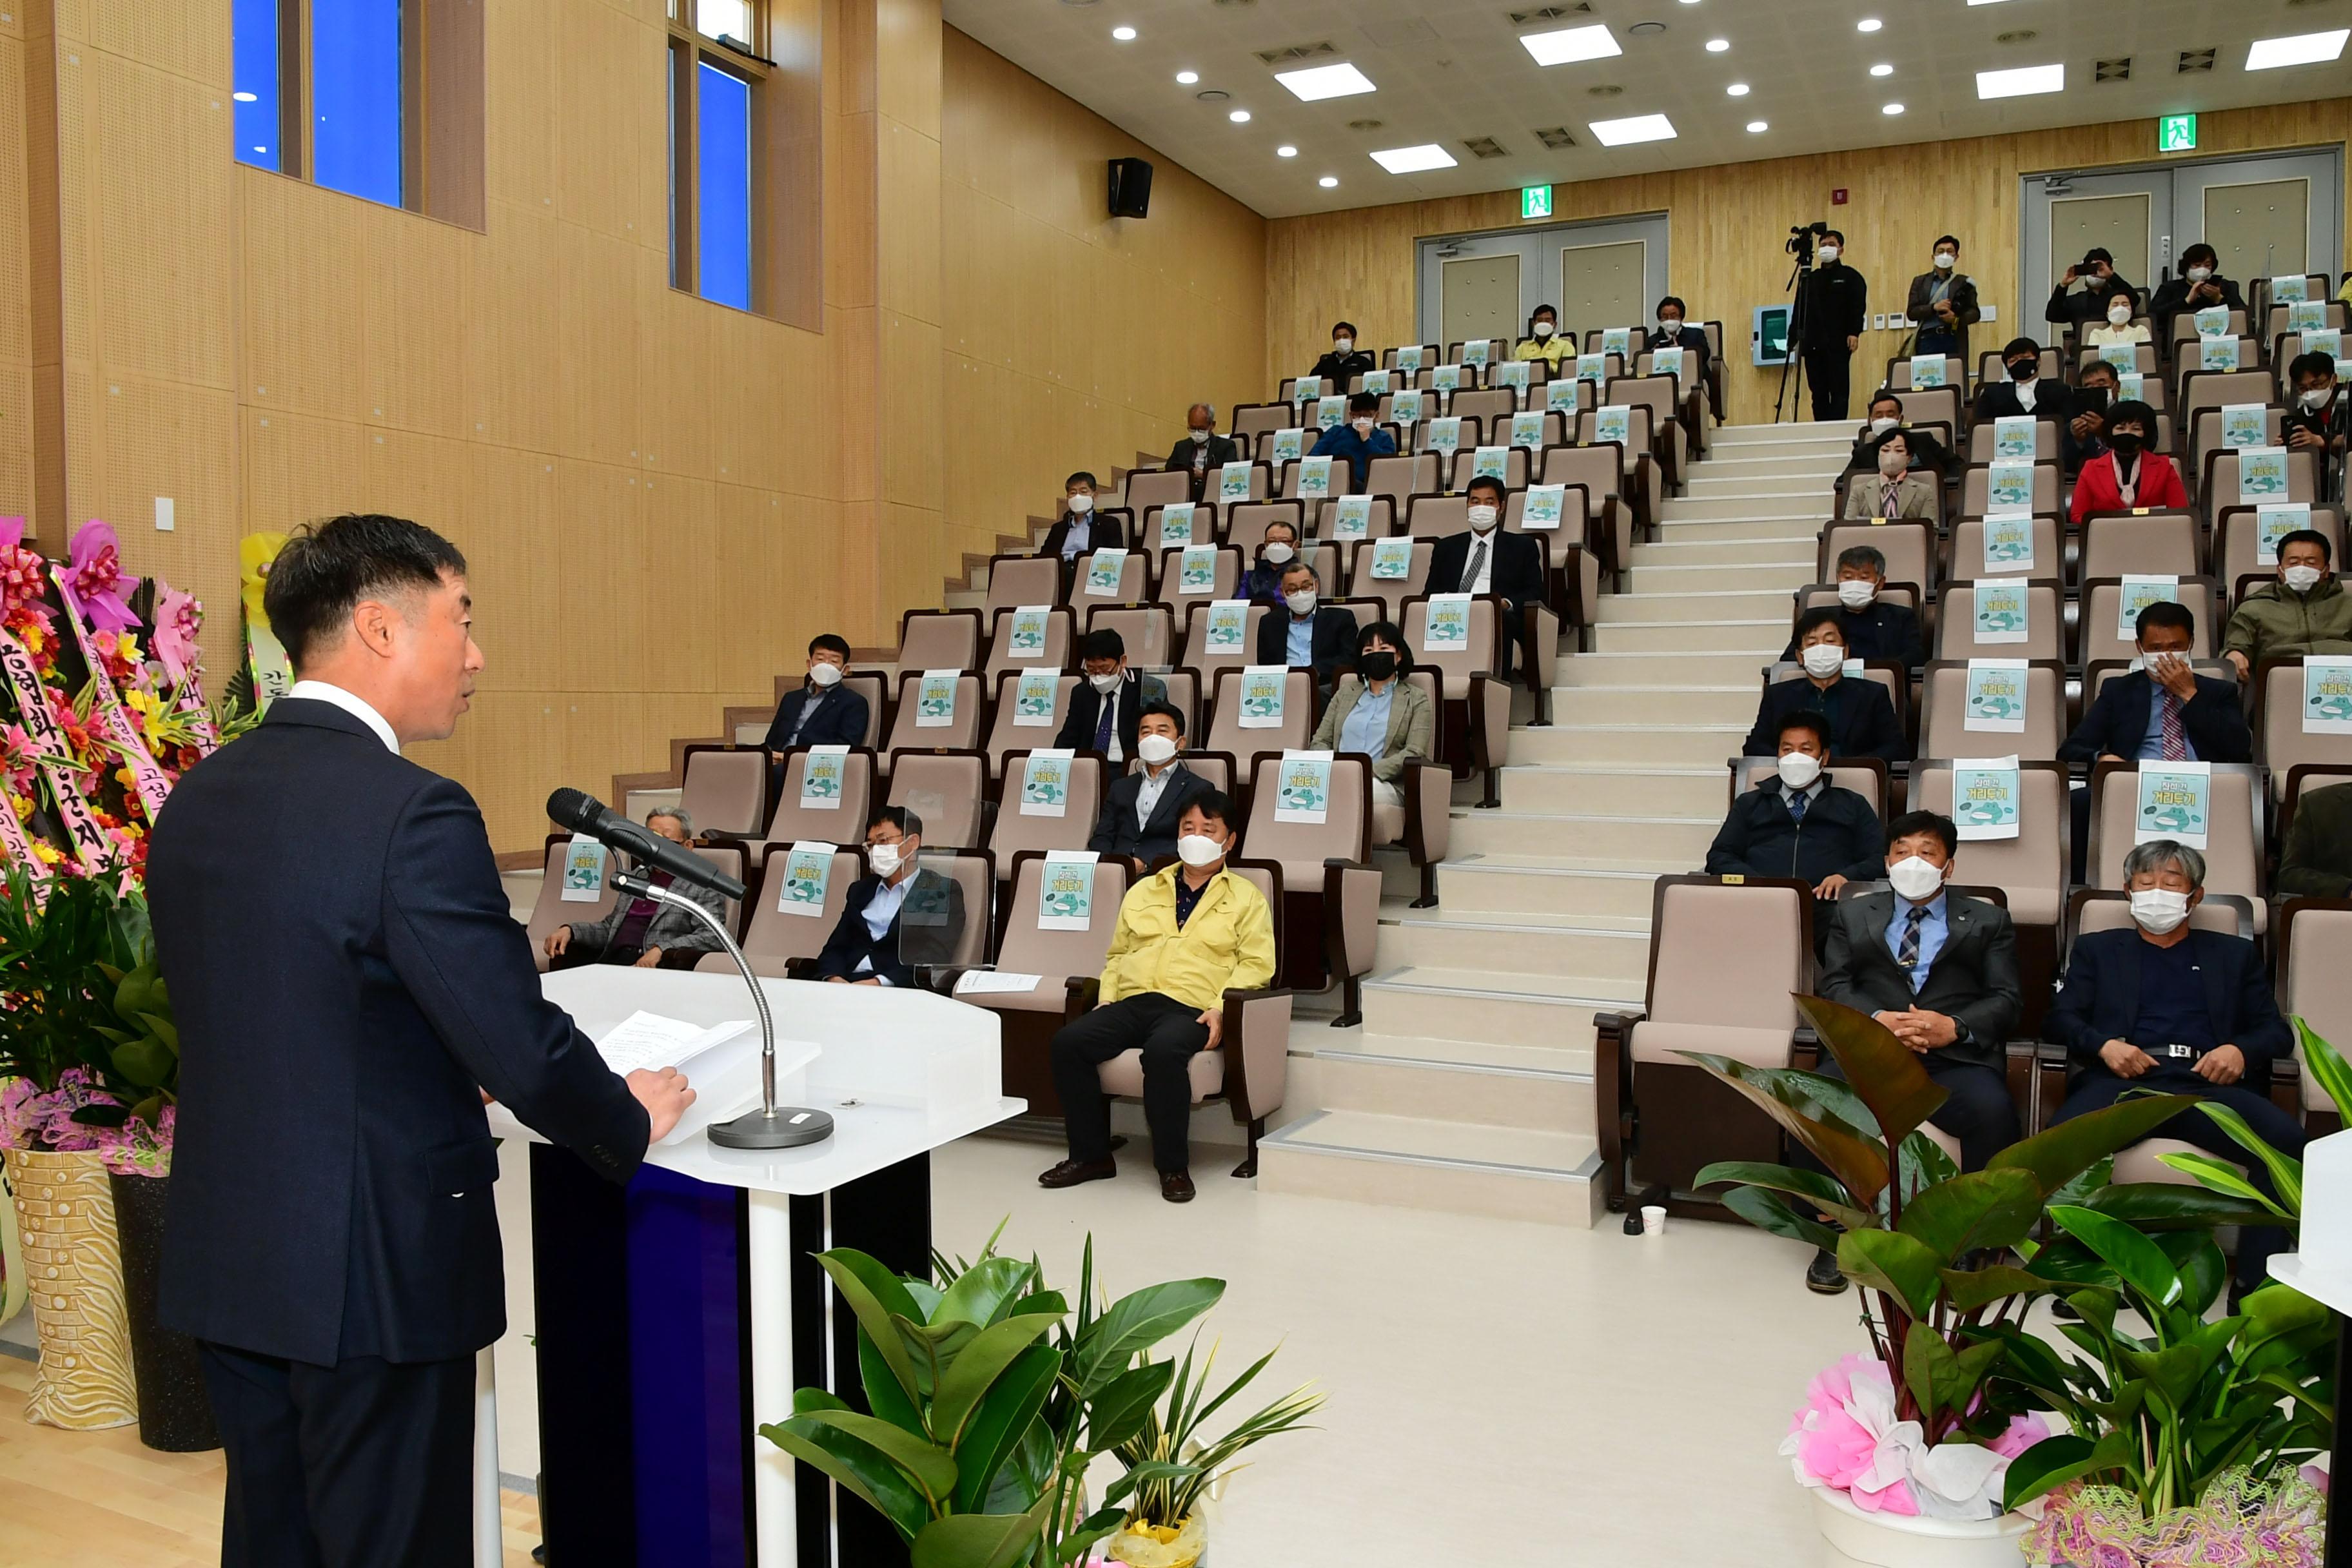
595, 1010, 756, 1075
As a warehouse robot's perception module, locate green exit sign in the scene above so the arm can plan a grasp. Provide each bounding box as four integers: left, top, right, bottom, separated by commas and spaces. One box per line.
1522, 183, 1554, 220
2159, 113, 2198, 153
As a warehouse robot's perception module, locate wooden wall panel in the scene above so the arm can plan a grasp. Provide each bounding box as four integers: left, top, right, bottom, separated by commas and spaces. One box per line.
0, 32, 32, 522
1268, 98, 2352, 428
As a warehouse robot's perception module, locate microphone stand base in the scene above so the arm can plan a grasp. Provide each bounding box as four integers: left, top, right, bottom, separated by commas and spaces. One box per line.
707, 1106, 836, 1150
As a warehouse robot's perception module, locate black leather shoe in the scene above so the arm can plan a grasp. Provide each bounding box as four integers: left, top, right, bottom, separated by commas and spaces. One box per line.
1159, 1170, 1197, 1203
1038, 1157, 1117, 1190
1805, 1247, 1849, 1295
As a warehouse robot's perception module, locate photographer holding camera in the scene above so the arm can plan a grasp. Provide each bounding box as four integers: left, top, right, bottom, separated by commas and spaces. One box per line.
1794, 226, 1867, 421
2045, 246, 2139, 332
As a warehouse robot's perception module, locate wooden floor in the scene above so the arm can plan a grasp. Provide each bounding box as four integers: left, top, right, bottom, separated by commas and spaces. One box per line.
0, 1358, 545, 1566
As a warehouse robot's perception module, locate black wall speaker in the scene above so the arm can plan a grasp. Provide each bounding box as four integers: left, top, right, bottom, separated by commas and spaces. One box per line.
1108, 157, 1154, 219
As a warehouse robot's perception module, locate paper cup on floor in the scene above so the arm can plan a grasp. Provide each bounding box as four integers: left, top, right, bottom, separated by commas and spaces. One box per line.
1640, 1205, 1667, 1235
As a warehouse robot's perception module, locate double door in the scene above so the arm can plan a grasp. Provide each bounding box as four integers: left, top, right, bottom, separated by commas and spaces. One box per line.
1415, 213, 1672, 350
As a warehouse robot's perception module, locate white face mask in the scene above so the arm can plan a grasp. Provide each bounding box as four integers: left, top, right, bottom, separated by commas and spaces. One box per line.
1886, 854, 1946, 903
1068, 493, 1093, 515
2108, 304, 2133, 325
2186, 266, 2213, 283
1467, 505, 1499, 533
1284, 589, 1318, 615
868, 841, 908, 878
1353, 417, 1375, 436
1816, 245, 1839, 264
1088, 670, 1123, 693
1177, 832, 1225, 868
1801, 643, 1847, 679
1190, 427, 1213, 443
1333, 337, 1353, 353
2129, 887, 2191, 934
1533, 322, 1554, 338
1658, 316, 1681, 333
1934, 252, 1956, 271
1876, 448, 1908, 477
1869, 416, 1899, 435
2284, 565, 2326, 593
808, 660, 844, 688
1261, 542, 1295, 565
1838, 579, 1877, 610
1776, 751, 1823, 790
1137, 734, 1179, 766
2302, 387, 2335, 413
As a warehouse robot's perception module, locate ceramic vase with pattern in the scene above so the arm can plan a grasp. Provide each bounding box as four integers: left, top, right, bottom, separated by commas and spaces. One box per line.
4, 1145, 139, 1429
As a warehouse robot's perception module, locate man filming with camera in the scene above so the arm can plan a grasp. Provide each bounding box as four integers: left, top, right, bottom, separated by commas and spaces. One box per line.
1795, 226, 1867, 422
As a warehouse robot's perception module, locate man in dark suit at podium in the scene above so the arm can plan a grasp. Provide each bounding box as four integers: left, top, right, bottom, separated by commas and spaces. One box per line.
146, 513, 695, 1568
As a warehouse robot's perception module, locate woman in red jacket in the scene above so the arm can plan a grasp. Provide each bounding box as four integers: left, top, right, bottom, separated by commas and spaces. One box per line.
2069, 399, 2186, 522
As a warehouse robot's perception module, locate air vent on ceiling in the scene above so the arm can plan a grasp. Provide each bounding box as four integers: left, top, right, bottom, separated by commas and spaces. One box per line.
1348, 118, 1386, 132
1586, 84, 1623, 97
1253, 40, 1339, 67
1210, 0, 1255, 7
2094, 57, 2132, 82
1534, 126, 1578, 150
1195, 90, 1230, 103
2178, 48, 2217, 73
1463, 137, 1509, 160
1995, 30, 2037, 44
1509, 3, 1593, 21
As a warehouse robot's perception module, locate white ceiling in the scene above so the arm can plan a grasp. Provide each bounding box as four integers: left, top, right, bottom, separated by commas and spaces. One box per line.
941, 0, 2352, 220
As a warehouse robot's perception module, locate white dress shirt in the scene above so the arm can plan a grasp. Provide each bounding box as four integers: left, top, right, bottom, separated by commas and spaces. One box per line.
2014, 377, 2039, 413
1135, 761, 1177, 830
288, 680, 400, 755
1465, 530, 1498, 594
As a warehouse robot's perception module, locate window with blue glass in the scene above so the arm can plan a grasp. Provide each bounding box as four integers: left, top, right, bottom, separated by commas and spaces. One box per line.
231, 0, 283, 172
668, 2, 769, 313
311, 0, 404, 208
696, 64, 752, 310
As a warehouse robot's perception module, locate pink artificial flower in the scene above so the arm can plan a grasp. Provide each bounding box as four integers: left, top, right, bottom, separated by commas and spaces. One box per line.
150, 579, 202, 681
2300, 1463, 2330, 1498
0, 723, 38, 793
65, 519, 141, 634
1988, 1412, 2052, 1460
1848, 1475, 1922, 1516
0, 515, 54, 639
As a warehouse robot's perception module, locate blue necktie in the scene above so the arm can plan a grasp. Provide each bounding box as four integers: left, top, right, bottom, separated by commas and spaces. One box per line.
1898, 905, 1926, 971
1094, 688, 1117, 752
1787, 789, 1809, 825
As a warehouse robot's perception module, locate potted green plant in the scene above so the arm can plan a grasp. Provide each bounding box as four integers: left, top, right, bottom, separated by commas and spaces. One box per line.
1686, 995, 2271, 1565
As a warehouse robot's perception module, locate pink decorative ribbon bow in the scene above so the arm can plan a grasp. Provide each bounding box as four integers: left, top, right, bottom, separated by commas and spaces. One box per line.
152, 580, 202, 681
66, 518, 142, 632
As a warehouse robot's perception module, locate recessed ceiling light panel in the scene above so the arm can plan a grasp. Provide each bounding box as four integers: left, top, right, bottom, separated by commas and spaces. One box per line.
1746, 120, 1769, 132
1228, 108, 1252, 122
1111, 26, 1135, 41
1588, 113, 1676, 146
1519, 23, 1622, 66
1175, 70, 1198, 84
1276, 144, 1298, 157
1725, 82, 1749, 96
1977, 63, 2064, 98
1857, 17, 1882, 32
1369, 142, 1459, 173
1275, 61, 1377, 101
1318, 175, 1338, 188
1881, 102, 1905, 114
1705, 38, 1729, 53
2246, 28, 2347, 70
1869, 63, 1894, 77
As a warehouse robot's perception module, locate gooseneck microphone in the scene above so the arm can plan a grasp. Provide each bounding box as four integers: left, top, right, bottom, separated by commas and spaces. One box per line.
545, 787, 746, 900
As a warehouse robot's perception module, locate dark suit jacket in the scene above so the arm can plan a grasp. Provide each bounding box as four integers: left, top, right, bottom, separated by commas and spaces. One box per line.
1973, 378, 2071, 427
1090, 761, 1213, 867
1781, 602, 1923, 672
1704, 780, 1885, 888
2059, 671, 2251, 766
1743, 676, 1906, 763
1038, 509, 1126, 561
1905, 270, 1982, 364
1798, 264, 1868, 346
1427, 528, 1545, 609
1643, 324, 1711, 375
1165, 433, 1240, 478
2046, 274, 2139, 328
2048, 926, 2289, 1070
2147, 274, 2246, 342
762, 683, 870, 753
1254, 604, 1358, 684
1053, 669, 1167, 758
1311, 349, 1377, 386
816, 868, 966, 988
146, 700, 650, 1366
2278, 779, 2352, 899
1820, 890, 2023, 1072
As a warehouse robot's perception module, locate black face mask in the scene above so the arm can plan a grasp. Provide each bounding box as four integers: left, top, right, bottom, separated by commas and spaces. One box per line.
2107, 430, 2144, 457
1358, 651, 1398, 681
2007, 359, 2037, 382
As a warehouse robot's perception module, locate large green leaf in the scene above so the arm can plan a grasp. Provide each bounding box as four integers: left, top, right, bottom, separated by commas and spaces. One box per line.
786, 1409, 958, 1502
950, 1344, 1061, 1515
2120, 1322, 2231, 1411
1054, 1505, 1130, 1566
933, 1257, 1037, 1329
1073, 1279, 1226, 1397
2239, 1281, 2333, 1344
1896, 1168, 2043, 1263
859, 1332, 926, 1435
1903, 1324, 2007, 1428
818, 1250, 928, 1408
1794, 994, 1949, 1151
2049, 1205, 2182, 1309
2152, 1231, 2227, 1317
1939, 1264, 2052, 1315
895, 1317, 981, 1398
1084, 1359, 1177, 1452
2002, 1431, 2136, 1511
1989, 1094, 2204, 1197
2150, 1153, 2289, 1218
2079, 1180, 2283, 1231
930, 1313, 1063, 1448
760, 1416, 930, 1542
1692, 1161, 1877, 1231
1839, 1229, 1944, 1318
910, 1500, 1051, 1568
2186, 1101, 2303, 1215
1104, 1459, 1202, 1507
2294, 1016, 2352, 1121
1894, 1128, 1961, 1208
2046, 1155, 2115, 1211
1677, 1052, 1892, 1206
2024, 1239, 2122, 1291
1718, 1186, 1842, 1253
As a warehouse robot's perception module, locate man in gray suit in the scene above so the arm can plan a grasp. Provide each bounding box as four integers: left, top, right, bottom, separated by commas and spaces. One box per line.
543, 805, 730, 969
1803, 809, 2023, 1293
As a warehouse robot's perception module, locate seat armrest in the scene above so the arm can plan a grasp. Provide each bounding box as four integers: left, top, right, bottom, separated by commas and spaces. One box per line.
1065, 975, 1102, 1021
698, 829, 761, 847
1466, 673, 1513, 770
1319, 859, 1382, 981
1523, 602, 1559, 695
1219, 986, 1294, 1123
1400, 761, 1451, 868
785, 956, 825, 982
1592, 1009, 1645, 1208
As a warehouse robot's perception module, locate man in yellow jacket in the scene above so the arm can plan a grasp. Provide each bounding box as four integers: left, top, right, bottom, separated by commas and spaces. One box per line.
1039, 792, 1276, 1202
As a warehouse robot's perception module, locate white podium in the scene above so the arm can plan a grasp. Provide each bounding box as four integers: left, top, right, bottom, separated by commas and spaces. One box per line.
484, 968, 1020, 1568
2264, 1126, 2351, 1567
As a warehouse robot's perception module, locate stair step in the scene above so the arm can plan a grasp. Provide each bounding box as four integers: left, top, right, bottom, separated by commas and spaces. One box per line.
1554, 649, 1772, 687
1631, 537, 1820, 566
1656, 511, 1826, 538
1591, 618, 1788, 654
1498, 765, 1727, 818
1381, 908, 1654, 982
1687, 452, 1854, 480
1623, 562, 1816, 594
1596, 589, 1795, 623
1507, 722, 1747, 766
1542, 687, 1759, 726
1661, 494, 1830, 522
1256, 1110, 1603, 1227
1435, 858, 1670, 918
1449, 808, 1718, 863
1709, 420, 1855, 446
1309, 1035, 1594, 1132
1685, 473, 1842, 498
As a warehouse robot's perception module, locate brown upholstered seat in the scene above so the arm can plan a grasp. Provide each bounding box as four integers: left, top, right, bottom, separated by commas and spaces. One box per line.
763, 747, 876, 845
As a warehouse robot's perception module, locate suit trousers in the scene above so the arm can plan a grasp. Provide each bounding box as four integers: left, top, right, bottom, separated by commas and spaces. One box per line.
1802, 340, 1852, 422
201, 1342, 476, 1568
1814, 1049, 2020, 1172
1052, 992, 1211, 1172
2055, 1068, 2307, 1286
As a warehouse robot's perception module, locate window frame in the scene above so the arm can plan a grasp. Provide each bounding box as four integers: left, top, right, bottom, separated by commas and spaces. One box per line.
666, 3, 776, 313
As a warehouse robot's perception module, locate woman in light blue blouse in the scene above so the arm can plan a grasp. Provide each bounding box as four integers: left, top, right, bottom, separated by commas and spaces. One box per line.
1309, 620, 1435, 808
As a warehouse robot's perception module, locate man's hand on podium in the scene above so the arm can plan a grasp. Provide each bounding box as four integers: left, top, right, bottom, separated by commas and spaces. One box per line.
628, 1066, 698, 1143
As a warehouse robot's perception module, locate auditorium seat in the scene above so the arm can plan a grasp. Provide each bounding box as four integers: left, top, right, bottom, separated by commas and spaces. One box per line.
2177, 369, 2274, 460
1348, 536, 1435, 622
1888, 355, 1963, 393
1403, 593, 1517, 804
944, 850, 1134, 1117
762, 746, 877, 846
1507, 484, 1603, 631
1178, 600, 1271, 681
678, 744, 771, 839
2213, 505, 2344, 597
2257, 660, 2352, 799
2201, 447, 2318, 522
1444, 445, 1529, 493
983, 672, 1079, 779
888, 750, 991, 850
1730, 756, 1889, 819
1908, 761, 2070, 930
881, 671, 988, 761
1961, 461, 2060, 518
1096, 854, 1293, 1178
1082, 605, 1175, 671
1405, 492, 1469, 541
1225, 500, 1307, 554
984, 604, 1075, 678
696, 844, 863, 979
1594, 874, 1812, 1213
1364, 453, 1442, 511
2076, 578, 2220, 665
1204, 667, 1315, 755
1162, 544, 1243, 607
896, 608, 983, 672
1141, 501, 1218, 553
1977, 346, 2062, 388
529, 833, 618, 972
1948, 514, 2062, 586
1819, 520, 1936, 594
1605, 375, 1689, 486
2077, 511, 2200, 583
1238, 751, 1380, 1019
1913, 660, 2064, 762
2280, 898, 2352, 1135
1964, 420, 2058, 464
1541, 446, 1630, 573
1070, 547, 1148, 607
988, 752, 1105, 879
2088, 760, 2268, 932
1450, 388, 1516, 430
1932, 583, 2064, 662
985, 554, 1064, 619
1124, 468, 1196, 516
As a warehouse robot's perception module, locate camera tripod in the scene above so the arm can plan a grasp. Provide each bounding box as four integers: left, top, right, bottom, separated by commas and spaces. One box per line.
1772, 257, 1812, 425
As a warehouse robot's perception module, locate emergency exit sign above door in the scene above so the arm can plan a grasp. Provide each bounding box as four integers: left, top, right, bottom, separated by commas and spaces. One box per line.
1522, 184, 1553, 220
2159, 114, 2197, 153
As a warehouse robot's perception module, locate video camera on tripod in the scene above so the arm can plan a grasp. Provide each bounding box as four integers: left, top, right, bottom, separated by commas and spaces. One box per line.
1786, 220, 1832, 266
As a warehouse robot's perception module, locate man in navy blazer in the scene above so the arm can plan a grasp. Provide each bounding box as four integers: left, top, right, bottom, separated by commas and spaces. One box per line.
1055, 628, 1168, 765
762, 632, 870, 757
816, 806, 967, 987
2048, 839, 2301, 1295
1253, 561, 1358, 693
2058, 603, 2249, 765
146, 514, 694, 1567
1743, 609, 1908, 763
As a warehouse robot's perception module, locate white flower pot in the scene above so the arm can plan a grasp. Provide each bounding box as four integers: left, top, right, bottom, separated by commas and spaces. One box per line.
1812, 1487, 2031, 1567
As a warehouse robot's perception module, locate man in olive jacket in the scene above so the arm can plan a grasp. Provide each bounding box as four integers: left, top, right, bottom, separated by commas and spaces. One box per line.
2278, 780, 2352, 899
